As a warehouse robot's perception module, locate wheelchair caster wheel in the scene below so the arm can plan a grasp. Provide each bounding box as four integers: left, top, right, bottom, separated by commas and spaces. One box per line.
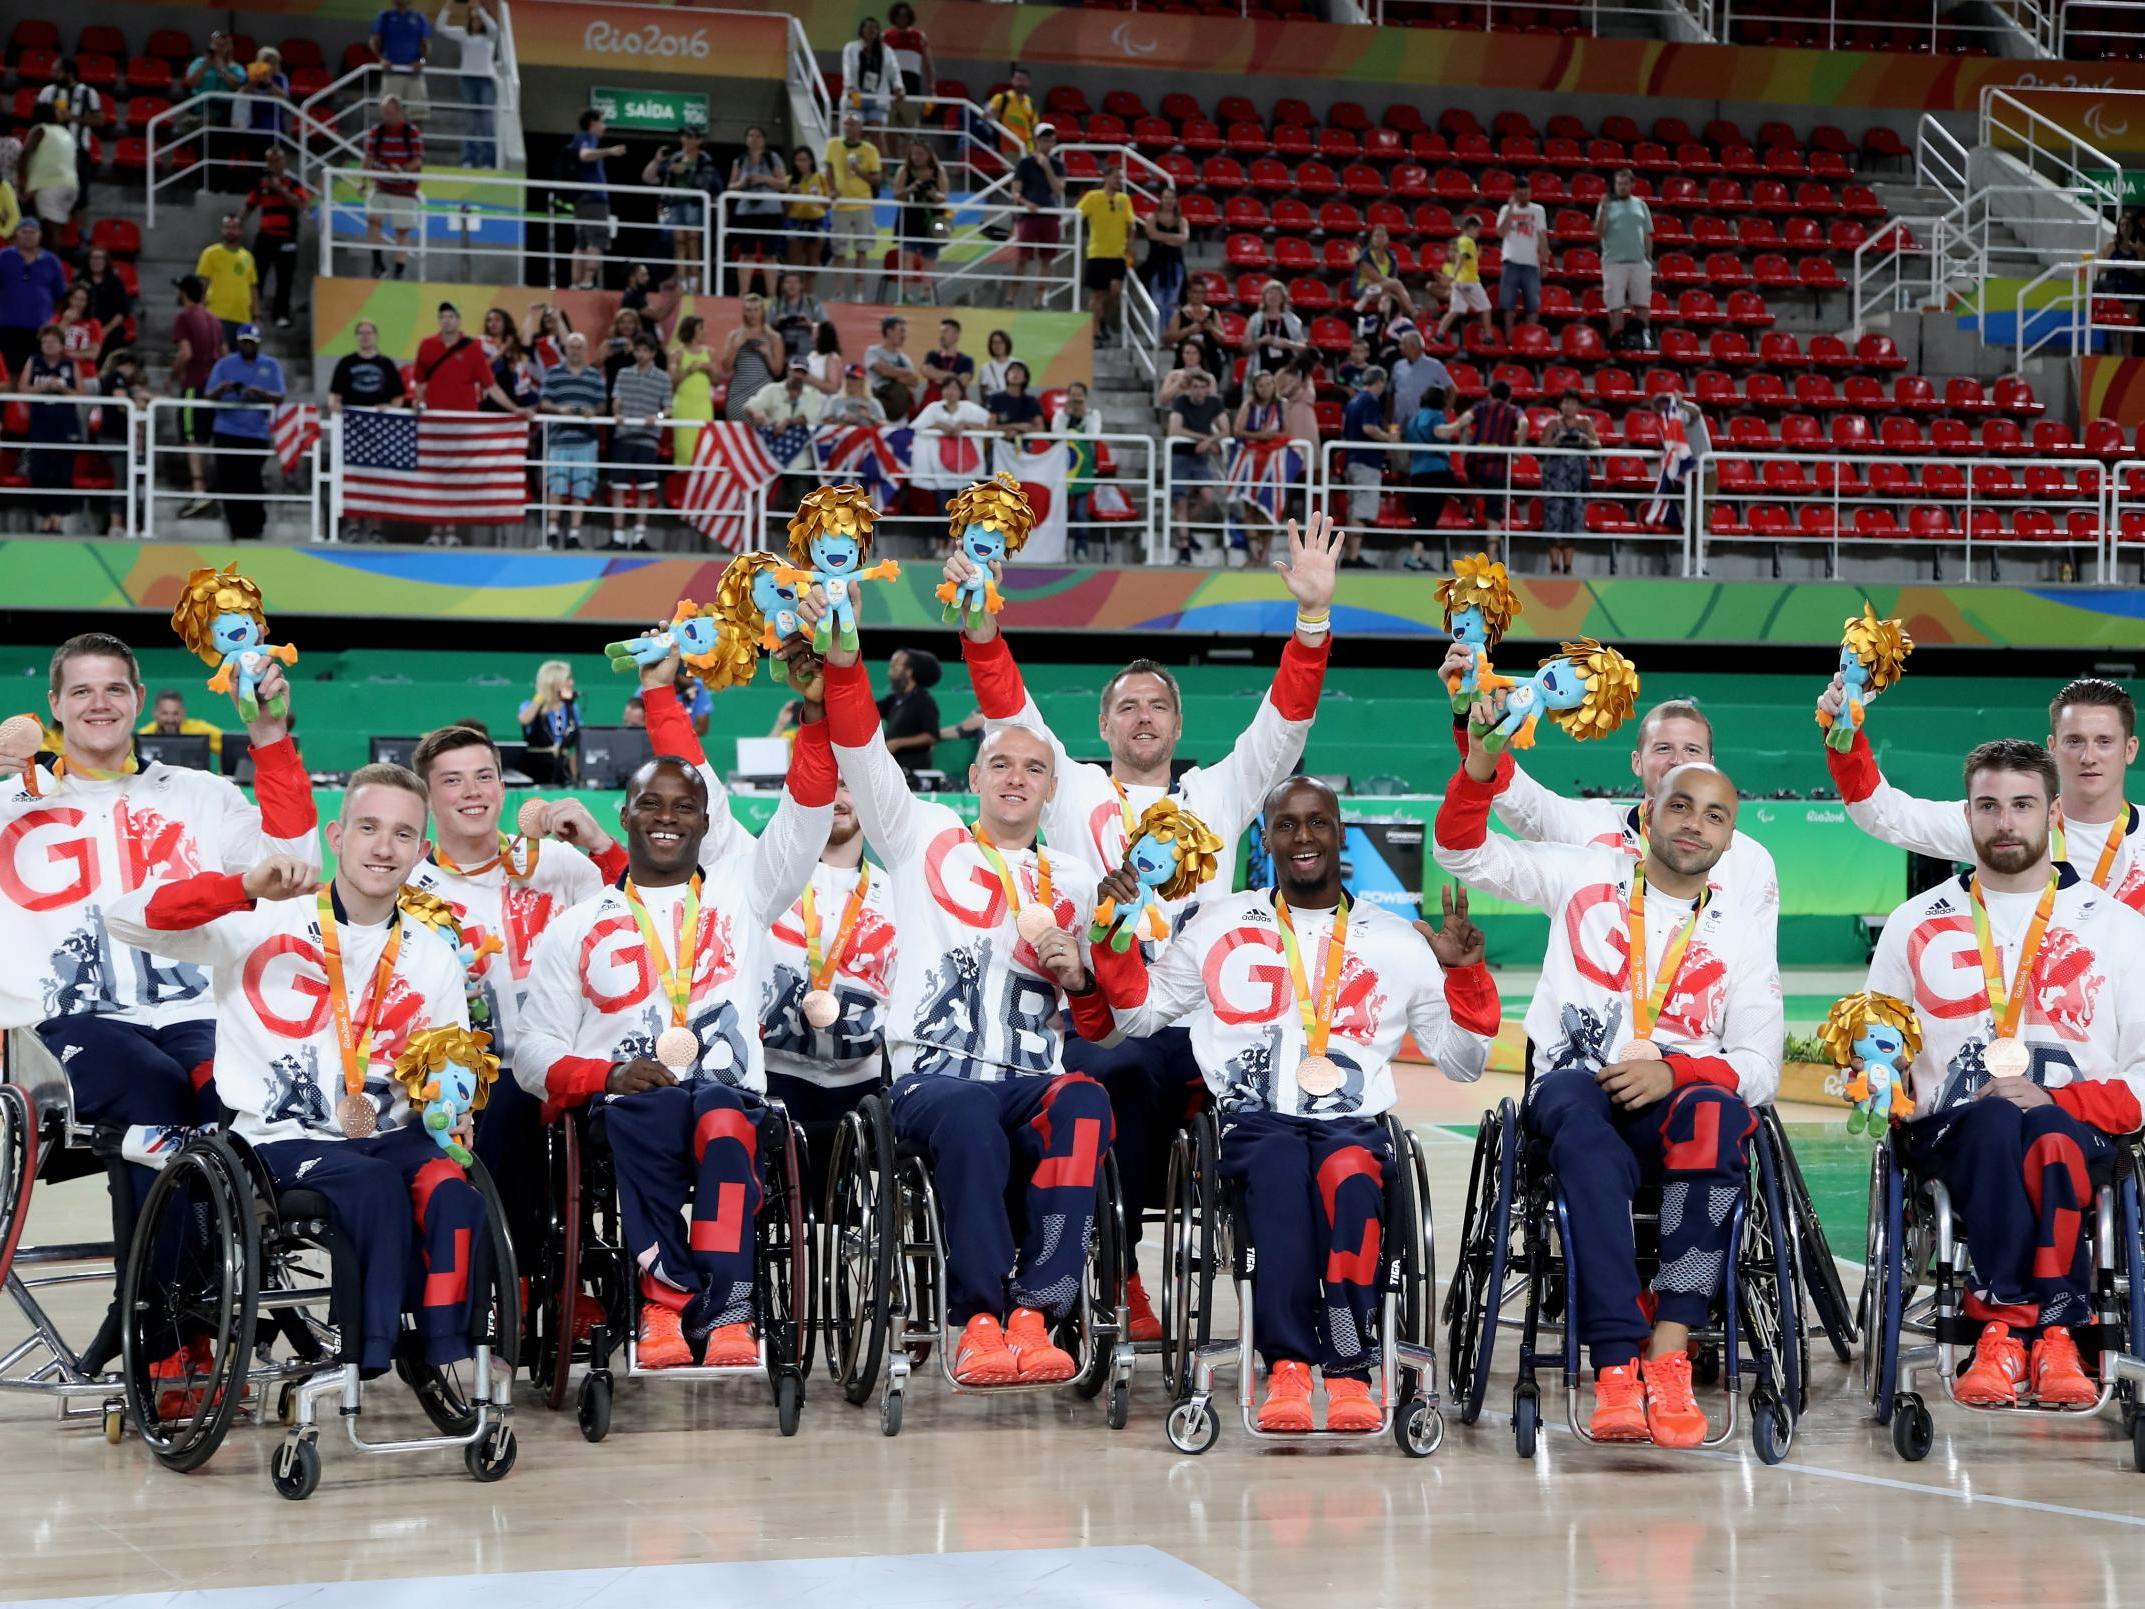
1752, 1399, 1792, 1466
271, 1437, 320, 1502
777, 1374, 802, 1438
1397, 1399, 1444, 1458
578, 1374, 612, 1443
1691, 1346, 1722, 1388
880, 1386, 904, 1438
466, 1424, 517, 1483
1106, 1380, 1129, 1431
277, 1384, 298, 1425
103, 1406, 124, 1445
1512, 1385, 1539, 1460
1891, 1394, 1932, 1462
1166, 1396, 1218, 1455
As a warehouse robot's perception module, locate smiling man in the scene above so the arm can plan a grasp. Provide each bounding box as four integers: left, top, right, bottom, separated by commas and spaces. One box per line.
1076, 776, 1500, 1432
1434, 701, 1783, 1449
1864, 738, 2145, 1410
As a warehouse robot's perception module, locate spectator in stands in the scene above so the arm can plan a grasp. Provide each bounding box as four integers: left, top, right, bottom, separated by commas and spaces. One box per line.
1242, 282, 1308, 393
55, 284, 100, 380
238, 48, 295, 169
729, 125, 788, 297
804, 319, 845, 395
645, 120, 721, 295
1132, 189, 1190, 341
518, 660, 580, 784
597, 308, 647, 388
1438, 376, 1528, 555
2103, 212, 2144, 357
922, 318, 974, 392
242, 149, 307, 332
1495, 177, 1546, 341
1339, 367, 1395, 534
1436, 214, 1491, 341
879, 647, 944, 778
327, 319, 407, 417
743, 359, 826, 498
893, 139, 947, 304
201, 324, 285, 543
840, 17, 896, 147
168, 273, 222, 517
414, 301, 518, 414
73, 247, 132, 363
20, 322, 81, 533
1158, 338, 1210, 407
622, 693, 646, 729
1277, 354, 1320, 451
489, 326, 543, 413
1594, 166, 1654, 351
977, 328, 1015, 397
364, 97, 424, 279
1351, 224, 1412, 312
1233, 369, 1290, 566
783, 146, 831, 272
823, 110, 883, 302
1053, 380, 1100, 556
1164, 277, 1225, 377
1166, 368, 1228, 564
0, 220, 66, 373
883, 3, 934, 132
1652, 389, 1710, 533
823, 362, 888, 427
527, 302, 571, 367
718, 292, 784, 421
1355, 290, 1415, 366
608, 332, 671, 550
1388, 326, 1451, 428
568, 109, 626, 291
673, 665, 715, 737
669, 314, 716, 468
987, 64, 1039, 157
1079, 165, 1136, 341
1402, 381, 1455, 535
183, 32, 247, 181
1011, 124, 1067, 311
1336, 337, 1372, 392
195, 214, 260, 351
372, 0, 433, 116
1538, 388, 1600, 574
911, 375, 991, 515
478, 306, 513, 357
436, 2, 500, 167
987, 361, 1042, 445
20, 105, 78, 229
866, 312, 919, 422
0, 142, 19, 240
90, 348, 147, 534
140, 690, 226, 759
537, 331, 604, 549
35, 62, 104, 212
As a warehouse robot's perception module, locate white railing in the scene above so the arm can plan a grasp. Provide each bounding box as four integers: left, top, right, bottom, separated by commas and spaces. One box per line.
784, 11, 833, 153
1849, 218, 1941, 336
2014, 255, 2145, 373
0, 396, 138, 535
2110, 459, 2145, 573
1981, 87, 2124, 219
1717, 0, 2053, 51
1363, 0, 1709, 29
301, 62, 513, 178
142, 94, 369, 228
141, 398, 326, 544
2059, 0, 2145, 56
1161, 434, 1318, 566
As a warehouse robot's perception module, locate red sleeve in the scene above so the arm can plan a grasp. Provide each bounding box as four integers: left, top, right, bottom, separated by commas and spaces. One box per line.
144, 870, 254, 930
786, 718, 836, 808
1067, 987, 1117, 1044
2051, 1080, 2144, 1136
1087, 936, 1150, 1012
1825, 726, 1881, 805
1447, 716, 1515, 791
1441, 961, 1501, 1038
591, 840, 628, 883
1267, 632, 1330, 721
544, 1056, 613, 1108
1665, 1053, 1741, 1092
1434, 764, 1499, 851
247, 735, 316, 840
641, 682, 706, 766
960, 630, 1028, 721
823, 658, 881, 748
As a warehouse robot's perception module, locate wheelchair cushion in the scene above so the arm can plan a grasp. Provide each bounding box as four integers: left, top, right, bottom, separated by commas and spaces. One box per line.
276, 1188, 333, 1221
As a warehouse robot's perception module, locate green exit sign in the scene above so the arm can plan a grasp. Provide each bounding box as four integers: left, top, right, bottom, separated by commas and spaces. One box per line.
591, 86, 708, 134
2083, 166, 2145, 205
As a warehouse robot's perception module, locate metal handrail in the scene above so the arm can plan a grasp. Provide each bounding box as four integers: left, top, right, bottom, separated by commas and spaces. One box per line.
1716, 0, 2053, 50
2059, 0, 2145, 54
142, 94, 368, 228
1849, 218, 1939, 337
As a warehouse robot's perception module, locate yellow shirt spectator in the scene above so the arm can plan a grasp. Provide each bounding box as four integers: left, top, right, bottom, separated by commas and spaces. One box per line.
195, 241, 260, 324
988, 89, 1037, 155
786, 168, 832, 224
822, 136, 882, 213
1077, 189, 1134, 262
1446, 234, 1481, 286
137, 715, 226, 759
0, 181, 19, 241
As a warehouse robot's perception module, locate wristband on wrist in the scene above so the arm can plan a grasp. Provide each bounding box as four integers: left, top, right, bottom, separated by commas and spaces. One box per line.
1294, 613, 1332, 639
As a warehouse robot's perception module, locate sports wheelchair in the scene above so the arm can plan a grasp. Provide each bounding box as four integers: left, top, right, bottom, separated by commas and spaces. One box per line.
1157, 1109, 1445, 1457
526, 1093, 812, 1440
1861, 1125, 2145, 1468
1443, 1096, 1814, 1463
117, 1127, 519, 1500
820, 1086, 1135, 1436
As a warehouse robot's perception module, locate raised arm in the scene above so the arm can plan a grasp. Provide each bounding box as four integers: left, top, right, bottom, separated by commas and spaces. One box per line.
744, 723, 836, 926
106, 857, 307, 970
816, 594, 931, 867
1816, 681, 1973, 862
203, 662, 320, 874
638, 649, 752, 867
1430, 747, 1587, 912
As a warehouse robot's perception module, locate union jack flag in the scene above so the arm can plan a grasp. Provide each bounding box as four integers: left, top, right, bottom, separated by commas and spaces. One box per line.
1643, 409, 1696, 529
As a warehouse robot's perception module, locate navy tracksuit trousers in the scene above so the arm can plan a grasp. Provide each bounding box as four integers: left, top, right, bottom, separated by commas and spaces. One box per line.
603, 1081, 764, 1332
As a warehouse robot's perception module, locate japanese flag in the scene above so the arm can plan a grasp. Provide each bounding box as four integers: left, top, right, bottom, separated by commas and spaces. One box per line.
993, 439, 1069, 563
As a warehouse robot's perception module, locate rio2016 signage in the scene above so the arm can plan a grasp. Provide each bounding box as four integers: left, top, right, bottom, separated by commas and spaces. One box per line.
581, 18, 712, 58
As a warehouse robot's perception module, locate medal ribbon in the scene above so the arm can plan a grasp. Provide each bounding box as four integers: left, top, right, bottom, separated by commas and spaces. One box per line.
802, 863, 872, 993
51, 753, 139, 782
972, 824, 1052, 920
1626, 865, 1711, 1039
1273, 893, 1350, 1058
1967, 872, 2058, 1040
434, 834, 511, 878
316, 888, 404, 1105
2053, 803, 2128, 891
1111, 779, 1175, 942
623, 875, 702, 1027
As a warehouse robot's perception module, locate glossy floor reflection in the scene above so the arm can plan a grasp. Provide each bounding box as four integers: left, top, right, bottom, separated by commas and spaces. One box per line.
3, 1069, 2142, 1609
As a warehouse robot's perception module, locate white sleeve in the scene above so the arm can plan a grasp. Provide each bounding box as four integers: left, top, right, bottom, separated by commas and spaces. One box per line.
1490, 760, 1613, 847
2099, 910, 2145, 1120
105, 878, 264, 970
746, 786, 834, 927
1431, 818, 1585, 913
514, 915, 585, 1101
1716, 879, 1784, 1106
558, 846, 603, 906
1843, 776, 1973, 863
1403, 949, 1492, 1084
1184, 694, 1310, 842
1102, 918, 1210, 1045
833, 726, 933, 869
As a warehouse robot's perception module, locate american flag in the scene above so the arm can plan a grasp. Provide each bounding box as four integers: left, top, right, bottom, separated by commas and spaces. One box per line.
341, 409, 530, 523
270, 403, 319, 475
680, 421, 782, 551
1643, 409, 1696, 529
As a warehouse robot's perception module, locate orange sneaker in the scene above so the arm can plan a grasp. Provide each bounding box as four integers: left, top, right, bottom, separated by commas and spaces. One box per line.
1126, 1275, 1163, 1344
1006, 1306, 1078, 1382
1641, 1351, 1707, 1449
2029, 1327, 2098, 1407
150, 1337, 214, 1422
703, 1321, 759, 1368
954, 1314, 1020, 1385
636, 1303, 693, 1370
1257, 1359, 1315, 1432
1587, 1362, 1650, 1443
570, 1293, 606, 1343
1324, 1374, 1382, 1432
1955, 1321, 2028, 1407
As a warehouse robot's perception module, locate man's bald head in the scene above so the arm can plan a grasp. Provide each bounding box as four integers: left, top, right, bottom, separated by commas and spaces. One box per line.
1647, 762, 1738, 881
971, 723, 1058, 840
974, 723, 1056, 773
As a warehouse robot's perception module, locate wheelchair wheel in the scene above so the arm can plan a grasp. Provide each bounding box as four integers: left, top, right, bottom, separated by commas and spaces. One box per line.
402, 1160, 520, 1438
1158, 1123, 1219, 1401
1869, 1141, 1908, 1426
1070, 1151, 1128, 1402
1745, 1120, 1806, 1419
1444, 1102, 1515, 1427
822, 1099, 895, 1408
1386, 1118, 1435, 1401
0, 1083, 35, 1292
1765, 1109, 1856, 1362
531, 1114, 586, 1413
120, 1139, 258, 1474
756, 1105, 811, 1419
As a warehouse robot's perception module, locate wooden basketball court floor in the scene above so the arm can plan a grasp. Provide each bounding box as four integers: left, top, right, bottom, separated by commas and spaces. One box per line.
4, 1067, 2142, 1609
